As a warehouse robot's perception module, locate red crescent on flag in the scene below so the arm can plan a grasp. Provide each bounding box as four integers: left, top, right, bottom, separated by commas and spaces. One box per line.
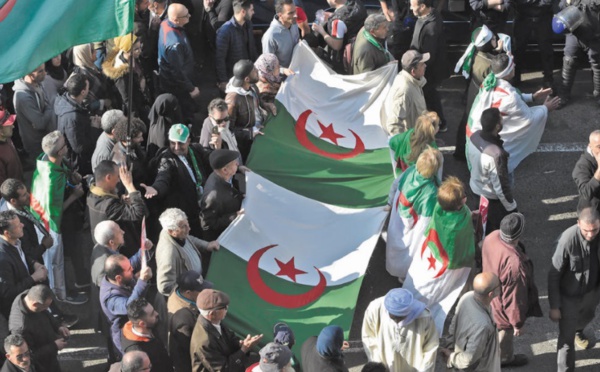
0, 0, 17, 22
420, 229, 449, 278
247, 244, 327, 309
398, 192, 418, 226
295, 109, 365, 160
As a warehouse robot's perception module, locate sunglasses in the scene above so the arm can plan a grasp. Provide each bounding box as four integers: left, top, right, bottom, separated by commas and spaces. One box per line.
213, 117, 230, 124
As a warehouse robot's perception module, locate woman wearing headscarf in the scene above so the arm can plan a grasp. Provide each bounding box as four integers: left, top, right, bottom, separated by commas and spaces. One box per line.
146, 93, 183, 160
42, 54, 68, 108
301, 325, 349, 372
254, 53, 294, 104
102, 34, 150, 123
72, 43, 114, 113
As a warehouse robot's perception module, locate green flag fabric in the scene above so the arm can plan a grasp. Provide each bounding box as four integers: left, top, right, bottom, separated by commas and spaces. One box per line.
0, 0, 133, 83
207, 42, 396, 354
30, 156, 68, 233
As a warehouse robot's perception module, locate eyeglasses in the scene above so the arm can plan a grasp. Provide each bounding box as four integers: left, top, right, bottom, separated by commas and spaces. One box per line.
213, 117, 230, 124
15, 350, 31, 362
178, 13, 191, 18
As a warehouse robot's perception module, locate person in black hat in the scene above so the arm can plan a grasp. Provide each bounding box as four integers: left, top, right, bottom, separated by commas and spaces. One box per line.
190, 289, 263, 371
200, 149, 245, 241
224, 59, 275, 163
481, 212, 542, 367
167, 270, 213, 372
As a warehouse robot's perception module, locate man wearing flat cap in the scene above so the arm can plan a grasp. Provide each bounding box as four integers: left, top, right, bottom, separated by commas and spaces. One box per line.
167, 270, 213, 372
381, 50, 428, 135
190, 289, 263, 372
362, 288, 438, 371
200, 149, 244, 241
225, 59, 275, 163
482, 212, 542, 367
144, 124, 211, 238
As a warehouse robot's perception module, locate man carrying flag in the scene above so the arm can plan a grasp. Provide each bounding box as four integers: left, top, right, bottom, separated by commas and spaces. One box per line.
403, 176, 476, 333
466, 53, 560, 173
386, 146, 441, 281
30, 131, 87, 304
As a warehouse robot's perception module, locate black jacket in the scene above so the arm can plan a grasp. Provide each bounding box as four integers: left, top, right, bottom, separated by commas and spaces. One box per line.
87, 185, 148, 258
200, 173, 243, 241
55, 93, 101, 175
0, 238, 36, 318
410, 10, 448, 85
215, 17, 258, 83
8, 292, 61, 372
0, 361, 39, 372
13, 208, 48, 264
573, 150, 600, 211
121, 321, 174, 371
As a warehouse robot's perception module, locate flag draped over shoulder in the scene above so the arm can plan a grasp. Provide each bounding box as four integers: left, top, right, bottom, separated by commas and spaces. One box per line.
207, 42, 396, 351
0, 0, 133, 83
466, 77, 547, 173
386, 166, 438, 280
403, 203, 475, 334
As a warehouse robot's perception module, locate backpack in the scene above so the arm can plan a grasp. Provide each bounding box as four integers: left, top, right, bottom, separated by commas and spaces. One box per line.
342, 37, 357, 74
329, 0, 368, 43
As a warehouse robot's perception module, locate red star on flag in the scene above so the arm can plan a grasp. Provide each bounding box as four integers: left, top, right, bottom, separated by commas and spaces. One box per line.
318, 120, 345, 145
427, 253, 437, 271
274, 257, 307, 282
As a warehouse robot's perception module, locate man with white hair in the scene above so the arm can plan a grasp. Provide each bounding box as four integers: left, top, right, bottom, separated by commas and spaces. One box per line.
91, 109, 125, 172
156, 208, 219, 296
362, 288, 438, 371
351, 14, 393, 74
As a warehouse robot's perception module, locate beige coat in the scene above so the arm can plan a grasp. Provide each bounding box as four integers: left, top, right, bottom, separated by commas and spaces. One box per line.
156, 230, 209, 296
381, 70, 427, 135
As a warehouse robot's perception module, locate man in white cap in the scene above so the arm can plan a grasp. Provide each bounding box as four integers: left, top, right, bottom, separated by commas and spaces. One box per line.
381, 50, 429, 135
440, 272, 502, 371
362, 288, 438, 371
482, 212, 542, 367
143, 124, 210, 237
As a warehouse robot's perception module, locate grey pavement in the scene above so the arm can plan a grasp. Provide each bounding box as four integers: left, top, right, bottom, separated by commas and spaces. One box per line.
57, 69, 600, 371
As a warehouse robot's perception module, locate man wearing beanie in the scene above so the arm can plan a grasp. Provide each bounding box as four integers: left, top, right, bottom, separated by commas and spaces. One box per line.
548, 207, 600, 371
246, 342, 293, 372
200, 149, 244, 241
144, 124, 211, 238
361, 288, 438, 371
482, 212, 542, 367
190, 289, 262, 371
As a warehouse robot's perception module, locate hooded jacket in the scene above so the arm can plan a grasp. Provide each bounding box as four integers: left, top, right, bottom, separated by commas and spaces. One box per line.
54, 93, 101, 175
12, 79, 57, 158
102, 49, 147, 117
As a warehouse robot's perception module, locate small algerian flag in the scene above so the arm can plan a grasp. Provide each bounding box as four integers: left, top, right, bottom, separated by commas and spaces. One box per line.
207, 173, 387, 351
247, 42, 396, 209
386, 166, 438, 280
403, 203, 476, 334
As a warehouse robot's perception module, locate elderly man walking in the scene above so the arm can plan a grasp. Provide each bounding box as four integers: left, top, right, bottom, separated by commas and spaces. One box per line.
482, 213, 542, 367
548, 207, 600, 371
351, 14, 393, 74
362, 288, 438, 371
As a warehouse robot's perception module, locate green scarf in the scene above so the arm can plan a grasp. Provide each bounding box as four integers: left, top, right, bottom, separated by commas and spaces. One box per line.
363, 29, 392, 62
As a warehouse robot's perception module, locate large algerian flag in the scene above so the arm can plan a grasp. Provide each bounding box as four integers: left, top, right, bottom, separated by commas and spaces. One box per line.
207, 42, 395, 354
247, 42, 397, 208
465, 76, 547, 173
403, 203, 475, 334
385, 166, 438, 280
0, 0, 133, 83
29, 156, 68, 299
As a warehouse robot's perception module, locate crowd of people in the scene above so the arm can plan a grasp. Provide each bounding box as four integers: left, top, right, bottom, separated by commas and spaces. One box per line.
0, 0, 600, 370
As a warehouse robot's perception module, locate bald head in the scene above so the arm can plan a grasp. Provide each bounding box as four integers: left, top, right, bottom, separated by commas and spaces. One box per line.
121, 350, 151, 372
589, 130, 600, 158
168, 3, 189, 22
473, 272, 500, 296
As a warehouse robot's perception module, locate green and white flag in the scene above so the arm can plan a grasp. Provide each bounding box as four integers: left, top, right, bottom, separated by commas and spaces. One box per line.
30, 156, 68, 299
0, 0, 133, 83
207, 42, 396, 352
404, 203, 476, 334
385, 166, 438, 280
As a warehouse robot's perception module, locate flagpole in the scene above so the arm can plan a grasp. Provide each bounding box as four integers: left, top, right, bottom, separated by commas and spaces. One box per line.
125, 29, 134, 166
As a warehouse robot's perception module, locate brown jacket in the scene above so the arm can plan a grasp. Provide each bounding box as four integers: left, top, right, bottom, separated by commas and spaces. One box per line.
224, 85, 267, 142
482, 230, 542, 330
168, 288, 200, 372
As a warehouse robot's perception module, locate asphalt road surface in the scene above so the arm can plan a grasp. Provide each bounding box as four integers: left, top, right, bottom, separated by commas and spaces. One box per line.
56, 68, 600, 371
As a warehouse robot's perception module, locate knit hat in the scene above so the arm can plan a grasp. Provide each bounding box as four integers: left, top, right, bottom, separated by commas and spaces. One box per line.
209, 149, 239, 170
176, 270, 213, 292
500, 212, 525, 242
168, 124, 190, 143
114, 33, 138, 52
196, 289, 230, 311
258, 343, 292, 372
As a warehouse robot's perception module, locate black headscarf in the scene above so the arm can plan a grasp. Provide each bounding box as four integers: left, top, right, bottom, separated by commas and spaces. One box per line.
146, 93, 183, 159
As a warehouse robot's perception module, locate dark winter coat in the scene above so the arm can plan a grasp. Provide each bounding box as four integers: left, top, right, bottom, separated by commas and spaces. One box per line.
121, 321, 174, 371
410, 10, 448, 85
0, 238, 36, 318
200, 173, 243, 241
215, 17, 258, 83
